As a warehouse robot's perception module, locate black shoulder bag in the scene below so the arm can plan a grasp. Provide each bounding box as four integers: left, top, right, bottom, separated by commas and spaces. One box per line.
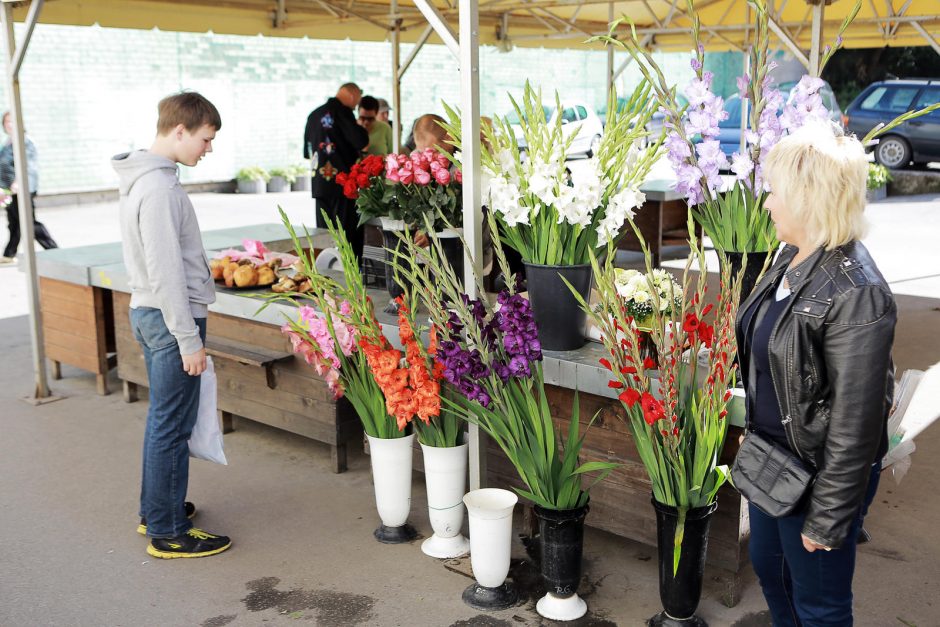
730, 431, 815, 518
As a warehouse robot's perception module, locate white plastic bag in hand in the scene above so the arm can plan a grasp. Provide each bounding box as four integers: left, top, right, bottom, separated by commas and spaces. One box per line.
188, 356, 228, 465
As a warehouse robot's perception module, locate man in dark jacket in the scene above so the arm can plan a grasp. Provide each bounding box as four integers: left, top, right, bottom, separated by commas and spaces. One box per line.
303, 83, 369, 260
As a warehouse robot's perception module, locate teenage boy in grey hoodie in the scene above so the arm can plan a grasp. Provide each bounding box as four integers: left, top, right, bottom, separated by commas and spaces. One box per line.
112, 92, 231, 559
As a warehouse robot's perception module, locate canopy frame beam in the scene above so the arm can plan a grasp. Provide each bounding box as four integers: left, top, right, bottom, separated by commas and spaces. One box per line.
413, 0, 460, 57
911, 20, 940, 57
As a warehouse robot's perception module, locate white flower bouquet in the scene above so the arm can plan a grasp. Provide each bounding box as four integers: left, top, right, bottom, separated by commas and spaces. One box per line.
443, 82, 662, 266
613, 268, 683, 328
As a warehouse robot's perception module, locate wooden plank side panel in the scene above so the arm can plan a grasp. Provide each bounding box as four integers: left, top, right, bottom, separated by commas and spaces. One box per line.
45, 344, 101, 373
44, 327, 99, 356
39, 277, 95, 307
40, 292, 99, 325
43, 312, 100, 340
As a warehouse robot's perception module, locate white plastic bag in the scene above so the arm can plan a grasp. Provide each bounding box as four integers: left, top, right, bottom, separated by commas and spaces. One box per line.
188, 356, 228, 465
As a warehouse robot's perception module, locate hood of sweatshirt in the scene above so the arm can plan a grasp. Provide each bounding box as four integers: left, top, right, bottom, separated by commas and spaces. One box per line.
111, 150, 178, 196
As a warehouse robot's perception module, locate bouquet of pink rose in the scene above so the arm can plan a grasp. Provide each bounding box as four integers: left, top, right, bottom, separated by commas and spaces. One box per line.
355, 148, 462, 232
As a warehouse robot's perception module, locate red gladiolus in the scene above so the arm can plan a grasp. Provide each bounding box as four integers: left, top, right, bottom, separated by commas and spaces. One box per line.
620, 366, 637, 375
698, 322, 714, 348
608, 380, 624, 389
643, 357, 657, 370
619, 388, 641, 408
598, 357, 613, 370
672, 427, 679, 436
641, 392, 665, 425
702, 303, 714, 317
719, 410, 728, 420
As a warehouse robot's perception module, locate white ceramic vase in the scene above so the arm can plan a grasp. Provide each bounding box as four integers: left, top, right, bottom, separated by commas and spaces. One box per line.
367, 433, 417, 543
420, 441, 470, 558
461, 488, 520, 610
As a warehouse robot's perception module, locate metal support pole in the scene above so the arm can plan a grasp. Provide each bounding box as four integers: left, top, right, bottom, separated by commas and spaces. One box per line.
809, 2, 824, 76
390, 0, 402, 152
458, 0, 485, 490
1, 0, 52, 401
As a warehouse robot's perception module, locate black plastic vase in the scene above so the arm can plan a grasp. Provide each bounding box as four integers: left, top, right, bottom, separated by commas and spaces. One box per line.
534, 502, 589, 599
649, 499, 718, 627
523, 262, 593, 351
382, 229, 464, 299
721, 251, 771, 301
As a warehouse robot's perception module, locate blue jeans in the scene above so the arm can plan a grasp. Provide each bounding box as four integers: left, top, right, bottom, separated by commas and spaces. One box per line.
130, 307, 207, 539
749, 463, 881, 627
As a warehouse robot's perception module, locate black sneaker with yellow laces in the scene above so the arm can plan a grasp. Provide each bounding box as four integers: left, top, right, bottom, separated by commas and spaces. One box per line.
137, 501, 196, 535
147, 528, 232, 559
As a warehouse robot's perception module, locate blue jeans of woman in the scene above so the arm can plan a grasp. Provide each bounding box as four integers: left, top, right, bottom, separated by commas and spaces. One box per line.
749, 463, 881, 626
130, 306, 207, 539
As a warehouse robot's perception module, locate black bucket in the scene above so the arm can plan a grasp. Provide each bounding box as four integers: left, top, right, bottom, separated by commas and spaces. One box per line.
721, 250, 770, 301
383, 229, 464, 299
650, 499, 718, 625
523, 262, 593, 352
534, 502, 590, 599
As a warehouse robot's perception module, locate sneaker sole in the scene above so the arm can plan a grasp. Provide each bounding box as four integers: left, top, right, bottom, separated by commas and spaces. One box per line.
137, 510, 196, 536
146, 541, 232, 559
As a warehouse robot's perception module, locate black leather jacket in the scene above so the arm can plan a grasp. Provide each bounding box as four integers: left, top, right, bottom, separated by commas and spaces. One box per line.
735, 241, 896, 549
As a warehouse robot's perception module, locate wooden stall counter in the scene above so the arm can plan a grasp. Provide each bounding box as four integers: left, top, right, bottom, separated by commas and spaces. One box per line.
112, 290, 360, 473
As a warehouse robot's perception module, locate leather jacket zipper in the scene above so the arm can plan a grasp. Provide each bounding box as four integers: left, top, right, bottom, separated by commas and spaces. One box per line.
767, 292, 807, 462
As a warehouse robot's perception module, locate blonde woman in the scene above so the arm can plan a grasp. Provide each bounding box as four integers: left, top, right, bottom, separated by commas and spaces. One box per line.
734, 123, 896, 626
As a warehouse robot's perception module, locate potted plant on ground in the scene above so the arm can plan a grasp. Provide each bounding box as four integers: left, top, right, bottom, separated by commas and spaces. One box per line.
267, 167, 294, 193
441, 83, 661, 351
571, 217, 741, 626
271, 209, 419, 544
867, 163, 891, 202
390, 215, 620, 620
289, 163, 311, 192
392, 292, 470, 559
236, 166, 270, 194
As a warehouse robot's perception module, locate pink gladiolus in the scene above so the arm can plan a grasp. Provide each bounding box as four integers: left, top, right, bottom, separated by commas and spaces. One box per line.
434, 168, 451, 185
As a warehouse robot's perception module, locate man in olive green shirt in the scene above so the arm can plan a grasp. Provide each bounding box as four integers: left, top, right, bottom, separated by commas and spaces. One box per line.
358, 95, 393, 156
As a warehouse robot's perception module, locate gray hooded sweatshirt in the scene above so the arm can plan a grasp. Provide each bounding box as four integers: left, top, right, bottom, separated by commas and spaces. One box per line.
112, 150, 215, 356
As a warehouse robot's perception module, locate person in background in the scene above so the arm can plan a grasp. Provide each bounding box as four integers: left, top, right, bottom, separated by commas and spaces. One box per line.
1, 111, 57, 264
111, 91, 231, 559
735, 123, 896, 626
358, 95, 393, 157
376, 98, 393, 131
412, 114, 454, 154
303, 83, 369, 260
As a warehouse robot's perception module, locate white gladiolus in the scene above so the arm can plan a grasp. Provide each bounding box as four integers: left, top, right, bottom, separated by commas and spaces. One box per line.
597, 185, 646, 246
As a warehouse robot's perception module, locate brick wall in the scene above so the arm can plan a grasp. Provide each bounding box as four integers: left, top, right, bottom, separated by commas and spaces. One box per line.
1, 23, 711, 193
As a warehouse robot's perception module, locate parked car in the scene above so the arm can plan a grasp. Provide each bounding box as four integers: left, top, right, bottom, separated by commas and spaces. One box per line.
844, 79, 940, 169
508, 100, 604, 157
714, 79, 843, 159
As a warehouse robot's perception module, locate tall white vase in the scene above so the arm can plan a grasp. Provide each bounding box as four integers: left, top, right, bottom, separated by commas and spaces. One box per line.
461, 488, 520, 610
420, 442, 470, 558
367, 433, 417, 543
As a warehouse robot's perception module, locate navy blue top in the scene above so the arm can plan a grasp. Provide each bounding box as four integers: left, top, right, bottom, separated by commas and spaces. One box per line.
741, 274, 794, 452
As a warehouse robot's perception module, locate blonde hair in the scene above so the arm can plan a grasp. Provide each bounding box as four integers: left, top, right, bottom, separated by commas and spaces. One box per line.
764, 123, 869, 250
